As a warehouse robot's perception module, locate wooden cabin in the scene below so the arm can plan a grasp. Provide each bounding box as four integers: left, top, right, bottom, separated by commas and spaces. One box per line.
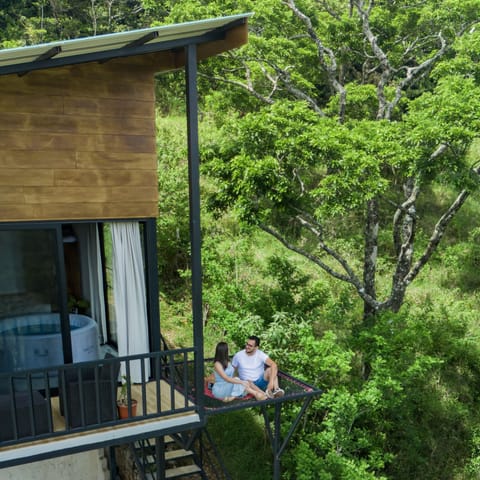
0, 15, 251, 478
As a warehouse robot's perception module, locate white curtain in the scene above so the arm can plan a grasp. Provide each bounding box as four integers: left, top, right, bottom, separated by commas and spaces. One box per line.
110, 222, 150, 383
78, 224, 107, 344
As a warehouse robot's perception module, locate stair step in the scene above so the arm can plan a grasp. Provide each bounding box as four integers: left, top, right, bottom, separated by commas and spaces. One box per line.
166, 464, 202, 479
136, 449, 194, 464
165, 449, 194, 461
136, 449, 196, 472
135, 435, 174, 446
134, 435, 177, 453
134, 437, 202, 479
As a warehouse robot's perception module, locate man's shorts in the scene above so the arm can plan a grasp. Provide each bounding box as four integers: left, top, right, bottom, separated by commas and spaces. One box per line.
253, 375, 268, 391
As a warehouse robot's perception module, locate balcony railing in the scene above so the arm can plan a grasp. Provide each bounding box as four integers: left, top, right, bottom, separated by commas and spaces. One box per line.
0, 348, 199, 449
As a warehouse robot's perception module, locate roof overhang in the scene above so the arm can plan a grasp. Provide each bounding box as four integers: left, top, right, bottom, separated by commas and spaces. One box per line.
0, 13, 252, 77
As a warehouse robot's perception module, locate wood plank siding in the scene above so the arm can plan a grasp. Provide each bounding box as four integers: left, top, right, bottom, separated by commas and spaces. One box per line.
0, 22, 249, 223
0, 56, 161, 223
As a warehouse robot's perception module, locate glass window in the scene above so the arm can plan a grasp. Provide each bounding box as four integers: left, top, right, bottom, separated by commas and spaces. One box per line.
0, 228, 62, 374
0, 229, 59, 315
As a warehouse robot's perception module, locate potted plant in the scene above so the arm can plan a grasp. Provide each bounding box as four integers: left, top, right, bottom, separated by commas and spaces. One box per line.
117, 375, 138, 419
67, 294, 90, 314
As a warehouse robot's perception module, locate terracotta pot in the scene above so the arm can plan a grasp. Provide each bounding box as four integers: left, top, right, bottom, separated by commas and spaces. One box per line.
117, 399, 138, 419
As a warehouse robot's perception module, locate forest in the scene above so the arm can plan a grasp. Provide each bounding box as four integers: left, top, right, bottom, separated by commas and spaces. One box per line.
3, 1, 480, 478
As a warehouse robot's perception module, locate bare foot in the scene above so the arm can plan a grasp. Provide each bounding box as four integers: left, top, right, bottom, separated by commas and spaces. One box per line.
254, 392, 269, 401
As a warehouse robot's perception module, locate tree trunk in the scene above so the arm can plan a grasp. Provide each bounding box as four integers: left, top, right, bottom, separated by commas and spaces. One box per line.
389, 178, 417, 312
363, 198, 379, 324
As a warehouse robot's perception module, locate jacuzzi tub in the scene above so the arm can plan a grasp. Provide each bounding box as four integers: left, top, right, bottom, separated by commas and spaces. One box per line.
0, 313, 100, 373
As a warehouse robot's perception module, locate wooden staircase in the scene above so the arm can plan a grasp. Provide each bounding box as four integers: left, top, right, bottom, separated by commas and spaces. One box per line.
133, 435, 205, 479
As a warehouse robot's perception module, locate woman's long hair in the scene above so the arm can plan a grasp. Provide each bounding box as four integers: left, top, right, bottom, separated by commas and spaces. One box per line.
214, 342, 229, 369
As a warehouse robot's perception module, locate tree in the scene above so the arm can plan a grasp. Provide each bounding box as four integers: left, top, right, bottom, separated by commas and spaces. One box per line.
0, 0, 168, 46
179, 0, 480, 323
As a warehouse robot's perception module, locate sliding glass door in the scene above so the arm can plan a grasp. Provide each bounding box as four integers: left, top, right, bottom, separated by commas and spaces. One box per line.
0, 219, 158, 383
0, 226, 69, 375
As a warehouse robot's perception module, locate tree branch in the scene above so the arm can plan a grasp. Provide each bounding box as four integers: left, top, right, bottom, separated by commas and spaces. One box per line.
285, 0, 346, 122
398, 149, 478, 286
198, 70, 275, 105
386, 178, 418, 311
392, 179, 420, 255
387, 33, 447, 117
353, 0, 394, 120
405, 189, 470, 285
363, 198, 379, 317
354, 1, 448, 120
259, 218, 379, 309
271, 64, 325, 115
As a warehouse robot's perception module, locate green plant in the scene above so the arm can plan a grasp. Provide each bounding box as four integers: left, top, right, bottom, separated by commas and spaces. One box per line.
67, 294, 90, 313
118, 375, 133, 406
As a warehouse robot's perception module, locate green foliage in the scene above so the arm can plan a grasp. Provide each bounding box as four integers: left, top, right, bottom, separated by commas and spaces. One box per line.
150, 5, 480, 477
277, 303, 480, 479
207, 410, 272, 480
326, 84, 381, 121
464, 427, 480, 477
0, 0, 169, 46
199, 263, 480, 479
405, 75, 480, 187
206, 100, 410, 223
246, 255, 328, 321
440, 227, 480, 291
156, 115, 191, 292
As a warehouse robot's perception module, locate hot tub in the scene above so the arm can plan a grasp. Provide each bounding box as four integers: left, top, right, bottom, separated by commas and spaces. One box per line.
0, 313, 100, 373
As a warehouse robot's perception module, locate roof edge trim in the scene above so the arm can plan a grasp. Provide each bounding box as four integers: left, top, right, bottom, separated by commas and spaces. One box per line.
0, 13, 253, 77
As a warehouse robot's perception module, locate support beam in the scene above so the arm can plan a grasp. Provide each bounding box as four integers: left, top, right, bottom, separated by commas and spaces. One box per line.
261, 397, 314, 480
273, 403, 282, 480
145, 218, 161, 355
100, 31, 160, 63
185, 43, 205, 417
155, 437, 165, 480
108, 446, 117, 480
126, 31, 159, 48
19, 46, 62, 76
56, 225, 73, 364
277, 397, 313, 458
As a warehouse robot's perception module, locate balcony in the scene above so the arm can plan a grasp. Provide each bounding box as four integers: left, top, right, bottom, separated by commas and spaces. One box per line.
0, 349, 203, 468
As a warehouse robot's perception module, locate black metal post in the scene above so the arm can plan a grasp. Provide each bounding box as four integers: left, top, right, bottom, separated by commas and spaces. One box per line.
277, 397, 313, 458
144, 218, 161, 356
56, 224, 73, 364
185, 43, 205, 416
108, 446, 117, 480
273, 403, 282, 480
156, 436, 165, 480
261, 399, 315, 480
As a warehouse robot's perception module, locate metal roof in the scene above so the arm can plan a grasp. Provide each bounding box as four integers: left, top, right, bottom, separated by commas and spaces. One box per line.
0, 13, 252, 77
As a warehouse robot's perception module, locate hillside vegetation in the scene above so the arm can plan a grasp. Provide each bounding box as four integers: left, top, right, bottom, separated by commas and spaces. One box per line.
158, 114, 480, 479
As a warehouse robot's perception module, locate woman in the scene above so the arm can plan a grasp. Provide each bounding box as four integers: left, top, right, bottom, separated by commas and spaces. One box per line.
212, 342, 269, 402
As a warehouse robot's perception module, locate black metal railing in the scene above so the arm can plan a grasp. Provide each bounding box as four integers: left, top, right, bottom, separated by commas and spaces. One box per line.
0, 348, 198, 448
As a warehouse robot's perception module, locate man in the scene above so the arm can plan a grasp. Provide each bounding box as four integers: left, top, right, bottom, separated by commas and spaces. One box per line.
232, 335, 285, 399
